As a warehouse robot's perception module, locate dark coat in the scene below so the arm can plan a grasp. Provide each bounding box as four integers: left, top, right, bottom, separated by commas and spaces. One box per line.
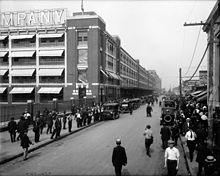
160, 126, 171, 140
17, 120, 28, 133
20, 133, 32, 148
8, 120, 17, 133
112, 145, 127, 167
196, 143, 209, 164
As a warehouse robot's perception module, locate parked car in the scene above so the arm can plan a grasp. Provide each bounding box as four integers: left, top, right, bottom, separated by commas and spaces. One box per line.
120, 100, 132, 113
101, 103, 120, 120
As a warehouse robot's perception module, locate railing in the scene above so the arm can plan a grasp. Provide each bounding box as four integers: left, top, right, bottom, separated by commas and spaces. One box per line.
0, 44, 8, 48
39, 79, 64, 83
39, 60, 64, 65
0, 61, 9, 66
39, 42, 64, 47
12, 60, 36, 66
12, 79, 36, 83
11, 43, 36, 48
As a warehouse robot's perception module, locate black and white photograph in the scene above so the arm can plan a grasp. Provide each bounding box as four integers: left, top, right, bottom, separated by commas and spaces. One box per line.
0, 0, 219, 175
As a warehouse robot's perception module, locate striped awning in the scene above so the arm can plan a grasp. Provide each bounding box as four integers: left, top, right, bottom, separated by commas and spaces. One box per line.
38, 33, 64, 38
0, 87, 7, 94
10, 51, 35, 57
0, 69, 8, 76
38, 50, 64, 57
0, 51, 8, 57
10, 69, 35, 77
9, 87, 34, 94
9, 34, 35, 40
38, 68, 64, 76
38, 87, 62, 94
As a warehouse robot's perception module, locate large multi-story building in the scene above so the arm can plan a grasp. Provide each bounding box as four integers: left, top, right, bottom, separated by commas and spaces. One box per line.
0, 9, 161, 104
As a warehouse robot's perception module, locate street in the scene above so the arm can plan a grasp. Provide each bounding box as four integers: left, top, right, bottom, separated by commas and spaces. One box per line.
0, 103, 188, 176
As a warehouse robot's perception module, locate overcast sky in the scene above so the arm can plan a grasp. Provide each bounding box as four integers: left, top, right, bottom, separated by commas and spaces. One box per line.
0, 0, 217, 90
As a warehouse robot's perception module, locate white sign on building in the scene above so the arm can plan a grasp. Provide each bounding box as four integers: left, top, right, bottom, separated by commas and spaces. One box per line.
0, 8, 67, 27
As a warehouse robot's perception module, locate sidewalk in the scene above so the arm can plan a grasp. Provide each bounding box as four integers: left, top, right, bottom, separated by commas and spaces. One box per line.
0, 118, 101, 165
180, 136, 198, 176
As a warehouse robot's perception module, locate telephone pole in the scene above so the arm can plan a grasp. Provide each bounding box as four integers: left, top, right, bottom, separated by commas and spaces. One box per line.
179, 68, 182, 98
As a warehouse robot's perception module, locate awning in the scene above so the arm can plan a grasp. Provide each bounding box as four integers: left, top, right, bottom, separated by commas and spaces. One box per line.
107, 72, 119, 80
9, 34, 35, 40
190, 90, 202, 96
38, 68, 64, 76
100, 69, 109, 78
197, 94, 207, 102
10, 69, 35, 77
38, 50, 64, 57
0, 35, 8, 40
38, 87, 62, 94
195, 91, 207, 98
38, 33, 64, 38
0, 87, 7, 94
0, 69, 8, 76
0, 51, 8, 57
9, 87, 34, 94
10, 51, 35, 57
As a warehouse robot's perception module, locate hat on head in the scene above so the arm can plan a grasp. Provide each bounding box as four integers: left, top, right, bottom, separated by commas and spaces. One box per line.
168, 140, 175, 144
205, 156, 216, 163
116, 138, 121, 145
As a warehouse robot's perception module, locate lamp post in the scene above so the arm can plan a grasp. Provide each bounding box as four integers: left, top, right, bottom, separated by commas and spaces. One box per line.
83, 96, 87, 107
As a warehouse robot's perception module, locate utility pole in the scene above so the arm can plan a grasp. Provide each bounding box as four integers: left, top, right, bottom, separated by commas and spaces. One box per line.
184, 21, 216, 149
179, 68, 182, 98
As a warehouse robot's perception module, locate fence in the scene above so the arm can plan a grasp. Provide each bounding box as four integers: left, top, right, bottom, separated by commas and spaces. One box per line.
0, 98, 96, 123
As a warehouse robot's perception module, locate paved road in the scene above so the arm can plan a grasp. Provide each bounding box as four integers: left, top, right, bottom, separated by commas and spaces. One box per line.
0, 103, 188, 176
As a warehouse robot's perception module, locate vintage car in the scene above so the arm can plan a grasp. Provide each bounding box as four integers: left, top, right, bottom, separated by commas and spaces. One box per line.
101, 103, 120, 120
160, 100, 176, 126
130, 98, 141, 110
120, 100, 132, 113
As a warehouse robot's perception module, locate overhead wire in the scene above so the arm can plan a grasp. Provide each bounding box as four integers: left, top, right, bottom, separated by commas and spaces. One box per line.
185, 43, 210, 82
184, 25, 202, 76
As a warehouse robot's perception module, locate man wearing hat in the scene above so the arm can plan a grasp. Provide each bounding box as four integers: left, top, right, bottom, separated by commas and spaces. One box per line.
204, 156, 217, 176
164, 139, 180, 176
112, 139, 127, 176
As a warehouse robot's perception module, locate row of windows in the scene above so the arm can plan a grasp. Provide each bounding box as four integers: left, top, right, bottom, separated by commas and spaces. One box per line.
0, 92, 63, 103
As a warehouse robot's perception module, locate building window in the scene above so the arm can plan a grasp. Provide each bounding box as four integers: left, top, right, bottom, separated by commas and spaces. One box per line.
77, 31, 88, 46
78, 49, 88, 66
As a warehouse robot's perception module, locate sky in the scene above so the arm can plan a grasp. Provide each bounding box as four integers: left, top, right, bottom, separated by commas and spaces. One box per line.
0, 0, 217, 90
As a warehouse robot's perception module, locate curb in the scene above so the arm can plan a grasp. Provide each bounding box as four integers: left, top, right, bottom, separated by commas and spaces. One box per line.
179, 135, 192, 176
0, 121, 102, 165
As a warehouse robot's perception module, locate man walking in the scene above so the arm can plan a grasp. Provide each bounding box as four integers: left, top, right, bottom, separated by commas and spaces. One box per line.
143, 125, 153, 157
185, 127, 197, 162
146, 104, 153, 117
164, 140, 180, 176
8, 117, 17, 142
160, 124, 171, 149
112, 139, 127, 176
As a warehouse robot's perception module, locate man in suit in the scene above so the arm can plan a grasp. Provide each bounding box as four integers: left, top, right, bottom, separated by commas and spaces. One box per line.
160, 124, 171, 149
196, 141, 209, 176
112, 139, 127, 176
8, 117, 17, 142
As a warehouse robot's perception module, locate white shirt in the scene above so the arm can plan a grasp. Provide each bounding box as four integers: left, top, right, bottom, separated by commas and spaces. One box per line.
143, 129, 153, 139
165, 147, 180, 160
185, 130, 196, 141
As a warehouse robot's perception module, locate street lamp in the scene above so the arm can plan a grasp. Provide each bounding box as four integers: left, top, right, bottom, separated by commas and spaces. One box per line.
83, 96, 87, 107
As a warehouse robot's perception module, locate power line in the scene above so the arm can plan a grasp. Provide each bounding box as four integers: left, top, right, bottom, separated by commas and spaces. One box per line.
186, 43, 210, 82
184, 25, 202, 76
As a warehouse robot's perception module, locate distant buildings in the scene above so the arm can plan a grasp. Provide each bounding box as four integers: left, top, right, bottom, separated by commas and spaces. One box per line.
0, 9, 161, 104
